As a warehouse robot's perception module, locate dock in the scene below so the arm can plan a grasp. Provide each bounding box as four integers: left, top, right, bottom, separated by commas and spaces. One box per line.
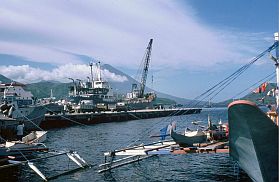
40, 108, 202, 130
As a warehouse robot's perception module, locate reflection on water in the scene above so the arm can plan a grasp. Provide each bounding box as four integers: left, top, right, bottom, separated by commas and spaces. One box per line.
7, 108, 251, 181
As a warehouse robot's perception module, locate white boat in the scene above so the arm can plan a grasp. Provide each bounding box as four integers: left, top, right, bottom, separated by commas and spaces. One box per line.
0, 131, 48, 159
21, 131, 47, 144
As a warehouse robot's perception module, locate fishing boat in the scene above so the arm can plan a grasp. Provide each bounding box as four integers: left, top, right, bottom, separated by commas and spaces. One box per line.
228, 32, 279, 182
170, 128, 207, 147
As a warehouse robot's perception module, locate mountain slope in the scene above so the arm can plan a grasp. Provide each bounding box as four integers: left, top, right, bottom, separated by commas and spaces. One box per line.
216, 83, 276, 107
0, 74, 12, 83
0, 62, 201, 106
102, 64, 195, 105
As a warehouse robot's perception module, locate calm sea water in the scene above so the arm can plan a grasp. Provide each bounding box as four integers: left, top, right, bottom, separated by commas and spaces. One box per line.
3, 108, 252, 181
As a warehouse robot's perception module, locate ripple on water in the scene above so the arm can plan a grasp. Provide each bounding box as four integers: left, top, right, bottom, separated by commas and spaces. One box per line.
13, 108, 252, 181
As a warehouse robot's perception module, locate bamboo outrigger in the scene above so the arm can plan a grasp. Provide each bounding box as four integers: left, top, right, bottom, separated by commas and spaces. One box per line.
98, 140, 176, 173
99, 139, 229, 173
0, 150, 91, 181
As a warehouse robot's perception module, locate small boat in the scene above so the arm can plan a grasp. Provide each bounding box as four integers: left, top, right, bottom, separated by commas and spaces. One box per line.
21, 131, 47, 144
170, 128, 207, 147
0, 142, 48, 160
0, 131, 48, 160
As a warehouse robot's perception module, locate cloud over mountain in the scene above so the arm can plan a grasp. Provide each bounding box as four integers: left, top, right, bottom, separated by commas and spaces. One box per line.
0, 64, 128, 83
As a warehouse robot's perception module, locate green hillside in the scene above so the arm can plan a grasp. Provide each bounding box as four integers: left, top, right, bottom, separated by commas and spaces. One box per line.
217, 83, 276, 107
0, 74, 12, 83
25, 81, 71, 99
153, 97, 176, 105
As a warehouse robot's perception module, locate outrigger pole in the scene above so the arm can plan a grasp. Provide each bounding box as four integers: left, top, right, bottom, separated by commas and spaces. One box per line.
0, 151, 90, 181
98, 140, 175, 173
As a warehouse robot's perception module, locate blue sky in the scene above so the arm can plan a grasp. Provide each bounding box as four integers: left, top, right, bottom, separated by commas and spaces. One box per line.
0, 0, 278, 102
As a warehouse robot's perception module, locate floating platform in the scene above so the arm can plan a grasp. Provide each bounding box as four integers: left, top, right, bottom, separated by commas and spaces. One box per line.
172, 141, 229, 154
98, 140, 228, 173
40, 108, 202, 130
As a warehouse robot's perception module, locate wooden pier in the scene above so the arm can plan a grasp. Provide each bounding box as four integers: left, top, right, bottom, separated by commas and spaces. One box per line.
40, 108, 202, 130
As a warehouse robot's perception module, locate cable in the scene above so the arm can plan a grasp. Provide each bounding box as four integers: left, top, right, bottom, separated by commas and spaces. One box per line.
231, 72, 276, 99
121, 41, 279, 148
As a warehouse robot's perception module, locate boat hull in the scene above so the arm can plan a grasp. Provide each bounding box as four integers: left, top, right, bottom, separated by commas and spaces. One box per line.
170, 129, 206, 147
12, 105, 46, 131
228, 100, 278, 182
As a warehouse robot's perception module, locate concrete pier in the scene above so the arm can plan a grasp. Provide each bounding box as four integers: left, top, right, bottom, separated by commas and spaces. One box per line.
40, 108, 202, 130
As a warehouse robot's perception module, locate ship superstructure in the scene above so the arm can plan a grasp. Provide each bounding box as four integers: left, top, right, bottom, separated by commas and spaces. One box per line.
0, 82, 46, 130
67, 62, 116, 112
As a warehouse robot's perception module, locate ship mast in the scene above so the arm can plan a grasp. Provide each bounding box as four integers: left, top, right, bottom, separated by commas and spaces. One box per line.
270, 32, 279, 108
275, 32, 279, 108
97, 61, 102, 81
89, 62, 94, 88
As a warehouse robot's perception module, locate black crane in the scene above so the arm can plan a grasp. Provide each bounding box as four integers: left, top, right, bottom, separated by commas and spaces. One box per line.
138, 39, 153, 98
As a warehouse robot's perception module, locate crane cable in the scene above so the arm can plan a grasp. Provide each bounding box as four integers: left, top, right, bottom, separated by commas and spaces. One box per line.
123, 41, 279, 148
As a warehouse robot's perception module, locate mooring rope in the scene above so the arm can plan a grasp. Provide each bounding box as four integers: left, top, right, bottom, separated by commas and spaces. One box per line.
178, 41, 279, 113
122, 41, 279, 148
231, 71, 276, 100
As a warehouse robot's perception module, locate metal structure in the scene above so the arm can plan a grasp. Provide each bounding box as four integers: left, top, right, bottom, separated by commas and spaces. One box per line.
269, 32, 279, 108
0, 150, 90, 181
139, 39, 153, 98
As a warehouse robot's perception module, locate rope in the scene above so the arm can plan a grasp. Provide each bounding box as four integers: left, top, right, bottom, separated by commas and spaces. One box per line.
12, 107, 45, 131
44, 106, 87, 127
120, 41, 279, 149
231, 72, 276, 99
0, 135, 30, 162
178, 41, 279, 111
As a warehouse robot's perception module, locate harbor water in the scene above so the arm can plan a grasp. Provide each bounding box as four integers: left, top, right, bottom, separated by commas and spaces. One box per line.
4, 108, 251, 181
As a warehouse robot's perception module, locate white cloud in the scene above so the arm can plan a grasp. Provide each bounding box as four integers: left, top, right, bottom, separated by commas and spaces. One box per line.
0, 0, 265, 71
0, 64, 128, 83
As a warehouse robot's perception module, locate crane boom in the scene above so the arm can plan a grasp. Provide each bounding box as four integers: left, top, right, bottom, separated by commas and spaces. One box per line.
139, 39, 153, 98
